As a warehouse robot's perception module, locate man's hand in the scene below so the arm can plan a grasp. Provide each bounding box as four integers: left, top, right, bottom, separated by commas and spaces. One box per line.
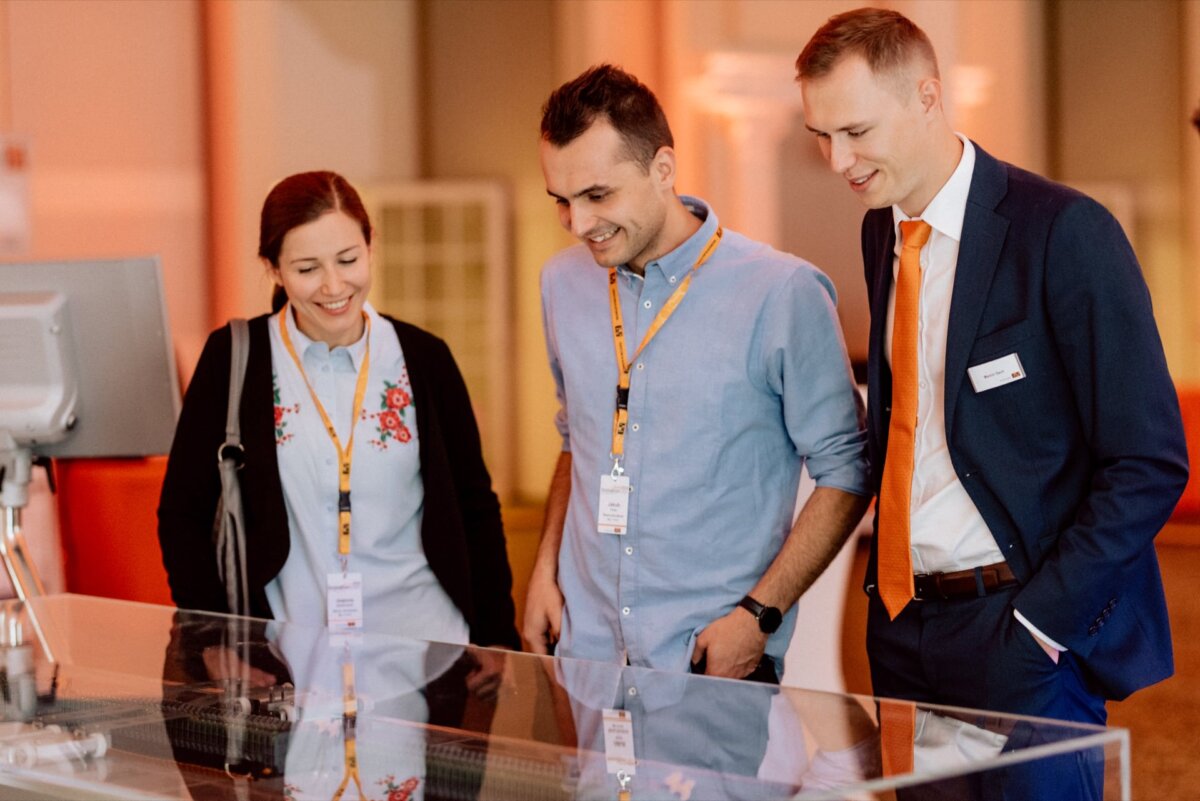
692, 607, 767, 678
522, 563, 564, 655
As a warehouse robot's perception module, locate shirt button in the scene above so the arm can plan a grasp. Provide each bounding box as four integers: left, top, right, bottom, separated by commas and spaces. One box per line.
628, 687, 638, 697
636, 363, 645, 371
622, 607, 631, 616
631, 423, 640, 432
625, 546, 633, 555
643, 300, 652, 309
919, 380, 927, 389
669, 276, 677, 284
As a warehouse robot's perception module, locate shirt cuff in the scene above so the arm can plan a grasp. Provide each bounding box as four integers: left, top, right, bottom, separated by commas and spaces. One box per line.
1012, 609, 1068, 652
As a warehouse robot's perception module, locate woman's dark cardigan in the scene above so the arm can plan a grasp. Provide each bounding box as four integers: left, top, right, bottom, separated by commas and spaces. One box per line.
156, 314, 520, 648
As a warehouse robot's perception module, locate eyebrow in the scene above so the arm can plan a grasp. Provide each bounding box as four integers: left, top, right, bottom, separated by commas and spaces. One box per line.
546, 184, 611, 202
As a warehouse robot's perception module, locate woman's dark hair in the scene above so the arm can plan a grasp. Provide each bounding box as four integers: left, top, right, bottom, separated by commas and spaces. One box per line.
259, 171, 372, 312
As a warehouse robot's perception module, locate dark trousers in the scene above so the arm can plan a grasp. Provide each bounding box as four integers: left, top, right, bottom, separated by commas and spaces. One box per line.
867, 587, 1107, 801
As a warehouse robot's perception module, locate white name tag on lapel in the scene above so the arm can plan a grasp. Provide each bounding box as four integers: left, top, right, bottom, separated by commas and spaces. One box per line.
967, 353, 1026, 393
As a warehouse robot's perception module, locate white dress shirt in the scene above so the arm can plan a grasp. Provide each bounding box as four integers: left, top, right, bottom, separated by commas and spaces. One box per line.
888, 136, 1002, 575
888, 136, 1063, 651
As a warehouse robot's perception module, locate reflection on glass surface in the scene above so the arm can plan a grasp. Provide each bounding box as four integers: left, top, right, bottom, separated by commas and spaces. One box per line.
0, 595, 1128, 801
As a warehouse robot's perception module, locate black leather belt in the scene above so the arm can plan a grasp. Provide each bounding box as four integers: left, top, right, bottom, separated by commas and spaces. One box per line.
912, 561, 1017, 601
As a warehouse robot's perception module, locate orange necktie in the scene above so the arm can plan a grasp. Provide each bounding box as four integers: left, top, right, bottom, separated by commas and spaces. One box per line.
878, 698, 916, 777
878, 219, 932, 619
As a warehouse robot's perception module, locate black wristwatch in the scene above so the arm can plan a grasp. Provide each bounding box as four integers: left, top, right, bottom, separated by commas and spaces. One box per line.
738, 595, 783, 634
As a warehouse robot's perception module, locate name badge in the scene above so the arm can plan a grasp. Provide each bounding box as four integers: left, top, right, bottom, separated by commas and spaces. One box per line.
967, 353, 1026, 393
602, 708, 637, 776
326, 572, 364, 631
598, 474, 631, 534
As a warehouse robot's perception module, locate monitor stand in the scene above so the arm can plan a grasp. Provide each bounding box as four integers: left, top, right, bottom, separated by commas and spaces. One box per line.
0, 432, 56, 664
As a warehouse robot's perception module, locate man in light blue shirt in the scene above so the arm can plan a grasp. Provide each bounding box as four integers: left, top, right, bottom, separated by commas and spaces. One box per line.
523, 64, 870, 681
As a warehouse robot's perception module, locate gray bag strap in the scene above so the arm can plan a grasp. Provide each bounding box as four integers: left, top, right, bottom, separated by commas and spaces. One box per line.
216, 319, 250, 617
216, 319, 254, 774
225, 318, 250, 448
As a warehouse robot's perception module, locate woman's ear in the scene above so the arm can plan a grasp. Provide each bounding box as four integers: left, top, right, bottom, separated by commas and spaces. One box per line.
262, 257, 282, 285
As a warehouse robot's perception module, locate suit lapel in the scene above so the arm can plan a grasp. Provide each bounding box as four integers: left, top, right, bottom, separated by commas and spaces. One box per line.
864, 210, 896, 446
944, 147, 1010, 439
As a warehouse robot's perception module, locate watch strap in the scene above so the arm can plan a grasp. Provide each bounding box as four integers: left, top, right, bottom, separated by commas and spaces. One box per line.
738, 594, 768, 619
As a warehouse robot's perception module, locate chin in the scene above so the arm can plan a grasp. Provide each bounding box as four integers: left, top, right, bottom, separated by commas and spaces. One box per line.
588, 250, 625, 269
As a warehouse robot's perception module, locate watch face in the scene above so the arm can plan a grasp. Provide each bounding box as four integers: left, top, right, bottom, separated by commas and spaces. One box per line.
759, 606, 783, 634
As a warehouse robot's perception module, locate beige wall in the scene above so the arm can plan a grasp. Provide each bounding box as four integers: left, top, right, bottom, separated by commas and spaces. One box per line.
206, 0, 421, 332
420, 0, 561, 502
2, 0, 208, 368
1052, 0, 1194, 381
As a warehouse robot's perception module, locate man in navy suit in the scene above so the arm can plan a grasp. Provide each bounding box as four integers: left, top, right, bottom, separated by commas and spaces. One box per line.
796, 7, 1187, 728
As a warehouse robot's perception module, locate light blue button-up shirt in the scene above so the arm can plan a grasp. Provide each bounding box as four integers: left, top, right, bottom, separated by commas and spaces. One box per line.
265, 302, 468, 644
541, 197, 868, 672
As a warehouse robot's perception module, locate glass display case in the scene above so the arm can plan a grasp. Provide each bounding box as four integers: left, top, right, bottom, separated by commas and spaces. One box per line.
0, 595, 1127, 800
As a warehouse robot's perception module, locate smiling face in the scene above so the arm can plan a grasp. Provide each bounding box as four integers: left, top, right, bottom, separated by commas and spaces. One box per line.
269, 210, 371, 347
800, 54, 946, 217
540, 118, 675, 272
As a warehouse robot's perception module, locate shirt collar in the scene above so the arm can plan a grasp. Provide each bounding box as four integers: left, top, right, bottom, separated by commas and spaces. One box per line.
624, 195, 718, 281
892, 134, 975, 243
282, 300, 373, 371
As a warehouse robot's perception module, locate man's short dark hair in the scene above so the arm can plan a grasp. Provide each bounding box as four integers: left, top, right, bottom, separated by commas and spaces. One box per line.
795, 7, 938, 84
540, 64, 673, 171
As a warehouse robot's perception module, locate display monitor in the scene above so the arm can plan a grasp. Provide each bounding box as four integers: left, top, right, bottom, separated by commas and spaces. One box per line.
0, 258, 181, 458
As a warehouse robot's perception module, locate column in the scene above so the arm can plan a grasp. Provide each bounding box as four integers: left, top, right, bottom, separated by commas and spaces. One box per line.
688, 51, 802, 248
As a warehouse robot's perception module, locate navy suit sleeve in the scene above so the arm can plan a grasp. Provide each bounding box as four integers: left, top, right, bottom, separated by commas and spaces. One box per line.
1012, 195, 1188, 654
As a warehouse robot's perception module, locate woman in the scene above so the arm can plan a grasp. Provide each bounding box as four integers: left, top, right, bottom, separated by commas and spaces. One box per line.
157, 171, 519, 650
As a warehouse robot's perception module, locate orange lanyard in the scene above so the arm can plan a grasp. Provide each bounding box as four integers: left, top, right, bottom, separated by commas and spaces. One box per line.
608, 227, 722, 460
331, 657, 364, 801
278, 305, 372, 559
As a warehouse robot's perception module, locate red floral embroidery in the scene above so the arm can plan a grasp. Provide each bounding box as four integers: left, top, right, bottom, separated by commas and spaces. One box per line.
386, 387, 410, 410
364, 373, 415, 450
379, 774, 420, 801
273, 374, 300, 445
380, 410, 402, 433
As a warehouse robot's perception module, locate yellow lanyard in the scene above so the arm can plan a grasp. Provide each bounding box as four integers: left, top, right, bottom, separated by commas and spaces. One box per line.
608, 227, 722, 460
278, 305, 372, 559
331, 658, 364, 801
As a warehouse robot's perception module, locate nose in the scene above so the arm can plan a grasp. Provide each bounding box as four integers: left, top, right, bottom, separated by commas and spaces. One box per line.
321, 265, 345, 295
827, 136, 856, 175
567, 205, 596, 240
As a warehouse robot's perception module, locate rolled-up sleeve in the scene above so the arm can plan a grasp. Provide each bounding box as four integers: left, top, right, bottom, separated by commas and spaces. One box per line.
765, 267, 869, 496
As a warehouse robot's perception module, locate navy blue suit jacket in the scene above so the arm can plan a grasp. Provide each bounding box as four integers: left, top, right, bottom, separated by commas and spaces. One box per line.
862, 143, 1188, 700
